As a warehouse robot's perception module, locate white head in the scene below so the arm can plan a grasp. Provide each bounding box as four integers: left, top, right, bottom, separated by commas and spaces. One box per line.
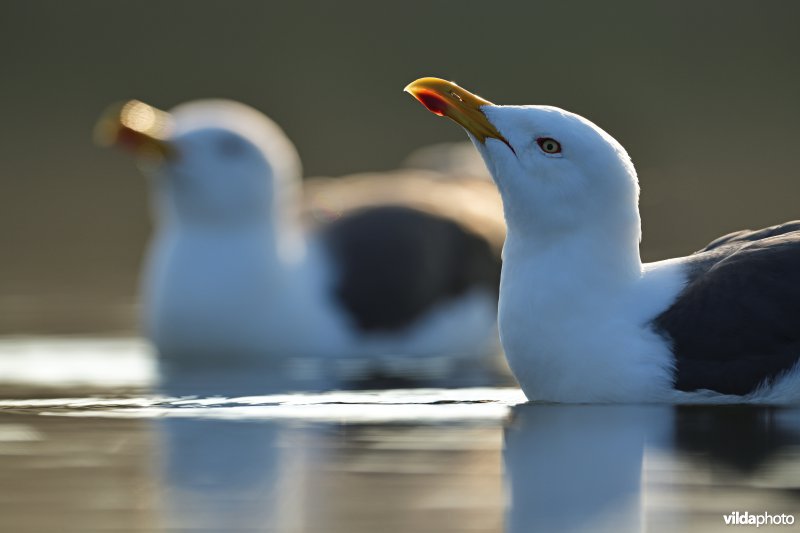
97, 99, 302, 230
405, 78, 641, 252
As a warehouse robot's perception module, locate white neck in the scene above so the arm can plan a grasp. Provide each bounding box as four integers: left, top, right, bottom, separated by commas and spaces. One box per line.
498, 219, 678, 402
504, 218, 643, 289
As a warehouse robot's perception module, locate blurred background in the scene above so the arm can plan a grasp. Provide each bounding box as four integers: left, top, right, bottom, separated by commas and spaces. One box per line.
1, 0, 799, 335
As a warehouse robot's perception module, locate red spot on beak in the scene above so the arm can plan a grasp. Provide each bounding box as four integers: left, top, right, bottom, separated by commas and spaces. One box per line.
116, 126, 145, 150
414, 89, 449, 117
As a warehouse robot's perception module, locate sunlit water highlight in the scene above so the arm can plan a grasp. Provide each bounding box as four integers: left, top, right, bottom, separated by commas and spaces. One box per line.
0, 337, 798, 533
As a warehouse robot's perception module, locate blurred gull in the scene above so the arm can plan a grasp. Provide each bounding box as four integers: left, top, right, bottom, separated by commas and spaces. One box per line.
96, 99, 505, 393
407, 77, 800, 404
403, 140, 493, 181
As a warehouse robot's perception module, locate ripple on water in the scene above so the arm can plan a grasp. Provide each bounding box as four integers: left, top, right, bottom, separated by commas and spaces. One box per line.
0, 337, 525, 423
0, 387, 526, 423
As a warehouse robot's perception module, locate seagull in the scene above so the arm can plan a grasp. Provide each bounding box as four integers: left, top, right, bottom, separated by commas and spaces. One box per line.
406, 77, 800, 403
95, 99, 504, 391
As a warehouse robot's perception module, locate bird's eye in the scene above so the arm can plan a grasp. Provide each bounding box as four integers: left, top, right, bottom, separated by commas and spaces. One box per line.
536, 137, 562, 154
217, 135, 247, 157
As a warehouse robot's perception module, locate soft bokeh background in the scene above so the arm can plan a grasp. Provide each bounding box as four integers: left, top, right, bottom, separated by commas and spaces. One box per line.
2, 0, 799, 334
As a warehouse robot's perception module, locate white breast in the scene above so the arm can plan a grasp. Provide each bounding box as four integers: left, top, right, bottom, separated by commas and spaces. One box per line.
499, 239, 687, 402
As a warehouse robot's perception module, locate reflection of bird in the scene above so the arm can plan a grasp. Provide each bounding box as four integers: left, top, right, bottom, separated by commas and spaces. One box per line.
505, 404, 656, 533
96, 99, 504, 393
672, 405, 800, 475
407, 77, 800, 403
158, 418, 324, 531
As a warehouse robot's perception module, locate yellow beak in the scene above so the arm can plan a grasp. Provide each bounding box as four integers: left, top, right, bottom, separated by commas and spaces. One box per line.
404, 77, 507, 145
94, 100, 175, 159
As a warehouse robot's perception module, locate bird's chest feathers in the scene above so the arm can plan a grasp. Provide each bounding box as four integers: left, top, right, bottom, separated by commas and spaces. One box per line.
144, 230, 294, 342
497, 244, 677, 401
499, 258, 627, 363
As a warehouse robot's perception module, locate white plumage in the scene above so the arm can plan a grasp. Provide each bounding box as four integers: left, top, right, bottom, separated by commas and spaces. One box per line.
99, 99, 504, 393
407, 77, 800, 404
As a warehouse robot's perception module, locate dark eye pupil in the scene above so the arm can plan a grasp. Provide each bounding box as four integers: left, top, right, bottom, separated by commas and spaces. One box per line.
538, 137, 560, 153
218, 136, 246, 156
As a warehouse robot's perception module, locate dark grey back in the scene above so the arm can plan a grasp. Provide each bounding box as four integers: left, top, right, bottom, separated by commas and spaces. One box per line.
653, 221, 800, 395
322, 206, 501, 332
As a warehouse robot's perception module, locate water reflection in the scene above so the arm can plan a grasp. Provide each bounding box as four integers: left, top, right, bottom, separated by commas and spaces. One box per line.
155, 416, 508, 532
504, 404, 665, 533
2, 338, 800, 533
0, 384, 519, 532
158, 418, 321, 531
672, 405, 800, 475
1, 388, 800, 532
504, 403, 800, 533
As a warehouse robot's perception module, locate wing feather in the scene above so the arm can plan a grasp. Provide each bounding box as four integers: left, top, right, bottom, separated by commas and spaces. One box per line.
654, 228, 800, 395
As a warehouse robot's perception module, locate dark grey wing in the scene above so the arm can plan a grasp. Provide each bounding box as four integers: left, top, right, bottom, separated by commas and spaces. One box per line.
700, 220, 800, 252
322, 205, 500, 333
653, 229, 800, 395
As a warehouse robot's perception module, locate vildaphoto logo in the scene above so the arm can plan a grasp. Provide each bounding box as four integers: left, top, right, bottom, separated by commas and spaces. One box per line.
723, 511, 795, 527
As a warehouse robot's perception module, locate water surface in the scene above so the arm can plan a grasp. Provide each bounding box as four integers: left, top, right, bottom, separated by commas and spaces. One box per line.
0, 338, 798, 532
